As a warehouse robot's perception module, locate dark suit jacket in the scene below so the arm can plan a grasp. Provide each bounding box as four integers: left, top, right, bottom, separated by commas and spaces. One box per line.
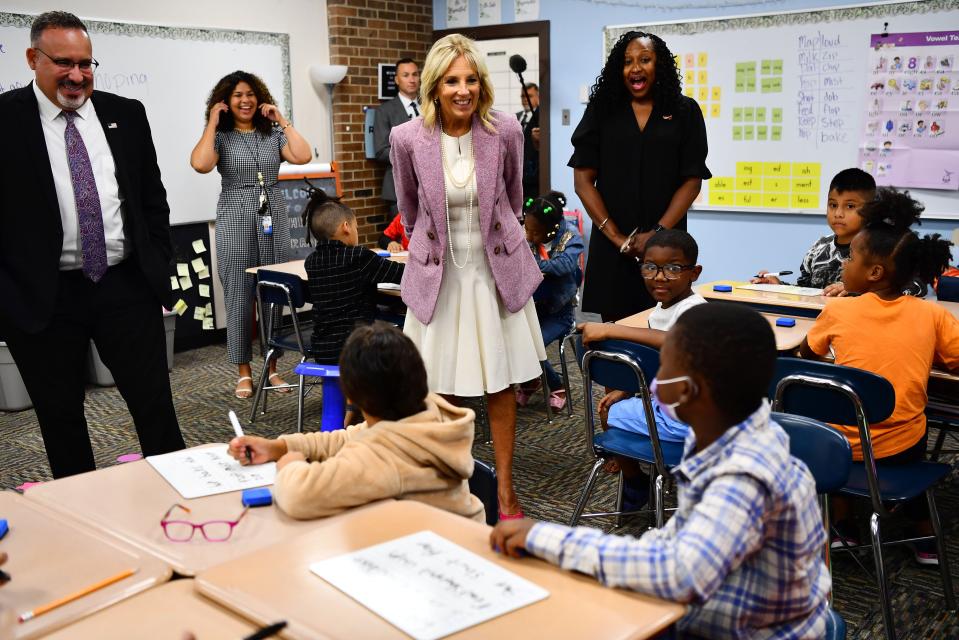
373, 96, 413, 203
0, 84, 173, 334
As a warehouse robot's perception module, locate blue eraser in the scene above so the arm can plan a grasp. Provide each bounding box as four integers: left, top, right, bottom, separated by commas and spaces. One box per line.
375, 250, 391, 257
776, 317, 797, 327
0, 519, 8, 539
713, 284, 733, 292
241, 488, 273, 507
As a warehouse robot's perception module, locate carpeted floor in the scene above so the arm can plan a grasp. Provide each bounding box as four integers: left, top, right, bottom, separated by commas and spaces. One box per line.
2, 341, 957, 638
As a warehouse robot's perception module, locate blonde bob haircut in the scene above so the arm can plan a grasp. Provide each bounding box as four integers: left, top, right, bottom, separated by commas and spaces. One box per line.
419, 34, 497, 132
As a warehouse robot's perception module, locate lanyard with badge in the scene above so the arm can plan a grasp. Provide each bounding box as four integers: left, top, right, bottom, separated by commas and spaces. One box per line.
240, 132, 273, 236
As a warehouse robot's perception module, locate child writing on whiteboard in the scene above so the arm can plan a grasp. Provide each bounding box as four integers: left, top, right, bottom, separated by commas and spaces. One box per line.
753, 168, 875, 295
491, 303, 831, 638
228, 322, 485, 522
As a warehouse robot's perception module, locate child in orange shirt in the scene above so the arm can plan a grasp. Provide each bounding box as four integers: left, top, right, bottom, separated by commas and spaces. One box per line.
801, 188, 959, 564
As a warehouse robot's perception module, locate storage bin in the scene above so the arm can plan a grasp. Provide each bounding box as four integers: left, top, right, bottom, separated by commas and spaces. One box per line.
0, 342, 32, 411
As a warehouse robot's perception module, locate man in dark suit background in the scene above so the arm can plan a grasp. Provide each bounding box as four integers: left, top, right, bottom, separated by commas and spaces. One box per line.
373, 58, 420, 217
0, 11, 184, 478
515, 82, 540, 200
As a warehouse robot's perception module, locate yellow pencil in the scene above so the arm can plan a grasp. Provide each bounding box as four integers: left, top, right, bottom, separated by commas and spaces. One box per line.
18, 568, 136, 623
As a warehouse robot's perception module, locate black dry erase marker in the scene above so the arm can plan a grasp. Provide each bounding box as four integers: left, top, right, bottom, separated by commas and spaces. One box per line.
242, 621, 288, 640
0, 569, 10, 584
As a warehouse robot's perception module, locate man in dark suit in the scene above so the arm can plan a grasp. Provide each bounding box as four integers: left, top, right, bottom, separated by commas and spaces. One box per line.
0, 11, 184, 478
515, 82, 540, 201
373, 58, 420, 217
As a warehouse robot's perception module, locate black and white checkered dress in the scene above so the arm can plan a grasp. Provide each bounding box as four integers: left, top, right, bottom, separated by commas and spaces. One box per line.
213, 127, 290, 364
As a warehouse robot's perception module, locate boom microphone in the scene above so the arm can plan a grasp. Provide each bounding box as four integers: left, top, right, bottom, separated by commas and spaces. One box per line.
509, 54, 527, 74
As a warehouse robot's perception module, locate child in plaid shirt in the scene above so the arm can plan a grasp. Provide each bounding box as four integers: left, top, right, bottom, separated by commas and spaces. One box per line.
492, 303, 831, 639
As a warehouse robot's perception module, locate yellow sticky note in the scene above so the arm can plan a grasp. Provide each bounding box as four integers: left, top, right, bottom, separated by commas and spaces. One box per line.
204, 303, 213, 317
179, 276, 193, 291
737, 162, 761, 176
792, 177, 821, 193
762, 193, 789, 208
711, 177, 733, 191
199, 284, 210, 298
173, 299, 188, 316
191, 258, 206, 273
197, 267, 210, 280
708, 191, 734, 206
763, 162, 789, 176
685, 53, 695, 67
710, 103, 720, 118
176, 263, 189, 277
192, 239, 207, 254
763, 177, 790, 192
711, 86, 721, 101
683, 86, 694, 98
698, 86, 708, 102
792, 162, 821, 177
697, 70, 708, 85
735, 192, 761, 207
736, 176, 759, 190
193, 307, 206, 321
202, 318, 214, 330
791, 193, 819, 209
170, 276, 180, 291
685, 70, 695, 85
697, 52, 708, 67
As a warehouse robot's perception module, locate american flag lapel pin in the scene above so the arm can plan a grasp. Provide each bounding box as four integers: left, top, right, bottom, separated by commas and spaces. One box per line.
662, 114, 673, 120
108, 122, 118, 128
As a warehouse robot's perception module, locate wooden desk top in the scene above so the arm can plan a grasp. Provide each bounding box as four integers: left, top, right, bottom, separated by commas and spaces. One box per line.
697, 281, 830, 312
0, 492, 171, 640
43, 579, 258, 640
617, 307, 814, 352
195, 500, 685, 640
24, 446, 372, 577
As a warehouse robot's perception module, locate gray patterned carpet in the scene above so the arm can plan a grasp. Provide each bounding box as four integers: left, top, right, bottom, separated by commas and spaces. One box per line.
1, 341, 957, 638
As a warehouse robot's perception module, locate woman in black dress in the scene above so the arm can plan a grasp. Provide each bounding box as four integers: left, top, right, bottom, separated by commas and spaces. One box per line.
571, 31, 710, 321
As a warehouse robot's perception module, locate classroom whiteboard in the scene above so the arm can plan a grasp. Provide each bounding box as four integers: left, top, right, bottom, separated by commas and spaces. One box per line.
605, 0, 959, 218
0, 12, 291, 225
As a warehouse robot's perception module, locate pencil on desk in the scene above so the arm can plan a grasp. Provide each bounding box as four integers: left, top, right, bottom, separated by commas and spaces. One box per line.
18, 568, 136, 623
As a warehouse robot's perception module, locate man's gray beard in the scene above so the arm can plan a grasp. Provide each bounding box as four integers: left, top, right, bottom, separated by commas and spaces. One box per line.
57, 87, 88, 110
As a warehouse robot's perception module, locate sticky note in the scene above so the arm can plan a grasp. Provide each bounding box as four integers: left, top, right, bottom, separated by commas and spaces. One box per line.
698, 86, 709, 102
744, 125, 755, 140
791, 193, 818, 209
191, 258, 206, 273
737, 162, 761, 176
735, 78, 746, 93
173, 299, 188, 316
763, 162, 788, 176
179, 276, 193, 291
685, 70, 695, 85
710, 103, 721, 118
757, 125, 768, 140
177, 263, 189, 277
697, 52, 708, 67
736, 176, 758, 190
697, 70, 708, 85
764, 177, 789, 192
743, 107, 755, 122
792, 162, 821, 177
708, 191, 734, 206
711, 86, 721, 101
771, 126, 782, 141
772, 108, 783, 123
170, 276, 180, 291
197, 267, 210, 280
193, 307, 206, 321
204, 303, 213, 317
199, 284, 210, 298
792, 177, 820, 193
683, 86, 694, 98
711, 177, 733, 191
733, 107, 743, 122
772, 59, 783, 75
761, 59, 772, 75
192, 239, 207, 254
685, 53, 695, 67
732, 126, 743, 141
735, 192, 760, 207
763, 193, 790, 208
756, 107, 767, 121
770, 77, 782, 92
746, 78, 756, 92
202, 318, 214, 330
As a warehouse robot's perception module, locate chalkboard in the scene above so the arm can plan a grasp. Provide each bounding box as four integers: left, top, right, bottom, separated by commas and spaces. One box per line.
278, 163, 342, 260
605, 0, 959, 218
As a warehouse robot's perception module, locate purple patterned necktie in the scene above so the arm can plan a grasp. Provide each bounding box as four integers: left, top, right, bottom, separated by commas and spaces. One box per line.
63, 110, 107, 282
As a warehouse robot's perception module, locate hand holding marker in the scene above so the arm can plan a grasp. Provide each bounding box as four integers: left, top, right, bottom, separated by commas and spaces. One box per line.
229, 410, 253, 464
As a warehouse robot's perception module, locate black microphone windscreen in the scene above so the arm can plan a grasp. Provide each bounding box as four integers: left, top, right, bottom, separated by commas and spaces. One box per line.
509, 54, 527, 74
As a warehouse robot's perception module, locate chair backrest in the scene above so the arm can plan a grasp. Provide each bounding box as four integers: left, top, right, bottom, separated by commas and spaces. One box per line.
937, 275, 959, 302
468, 459, 498, 526
256, 270, 306, 308
772, 412, 852, 494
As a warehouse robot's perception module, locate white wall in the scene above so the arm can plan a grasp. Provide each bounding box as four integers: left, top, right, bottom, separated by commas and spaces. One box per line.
2, 0, 332, 159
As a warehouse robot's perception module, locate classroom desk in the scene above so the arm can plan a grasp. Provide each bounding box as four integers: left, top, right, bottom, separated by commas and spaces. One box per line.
0, 492, 171, 639
617, 307, 814, 352
246, 255, 408, 297
43, 579, 258, 639
195, 500, 686, 640
24, 445, 383, 577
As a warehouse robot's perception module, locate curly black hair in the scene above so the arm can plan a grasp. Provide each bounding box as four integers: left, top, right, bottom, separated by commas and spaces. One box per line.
859, 187, 953, 290
588, 31, 682, 116
204, 70, 278, 135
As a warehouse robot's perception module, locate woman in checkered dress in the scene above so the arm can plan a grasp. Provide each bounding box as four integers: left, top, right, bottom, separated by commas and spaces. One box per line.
191, 71, 312, 398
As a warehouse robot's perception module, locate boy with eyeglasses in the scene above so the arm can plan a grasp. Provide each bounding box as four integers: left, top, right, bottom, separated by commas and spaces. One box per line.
577, 229, 704, 508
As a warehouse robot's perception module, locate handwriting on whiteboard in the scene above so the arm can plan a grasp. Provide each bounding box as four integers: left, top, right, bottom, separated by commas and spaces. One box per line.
147, 446, 275, 499
311, 531, 549, 640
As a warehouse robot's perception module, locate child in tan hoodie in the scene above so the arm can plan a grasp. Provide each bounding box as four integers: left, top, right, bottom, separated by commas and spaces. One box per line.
228, 323, 485, 522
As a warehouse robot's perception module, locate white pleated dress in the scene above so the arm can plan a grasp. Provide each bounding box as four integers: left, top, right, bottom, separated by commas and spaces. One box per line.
404, 131, 546, 397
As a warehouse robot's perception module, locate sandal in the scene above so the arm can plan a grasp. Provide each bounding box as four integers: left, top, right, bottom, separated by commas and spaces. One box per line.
269, 373, 293, 394
235, 376, 254, 399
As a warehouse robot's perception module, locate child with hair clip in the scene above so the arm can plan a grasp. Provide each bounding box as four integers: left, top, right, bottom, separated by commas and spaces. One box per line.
801, 187, 959, 565
301, 187, 405, 365
515, 191, 584, 411
228, 323, 485, 522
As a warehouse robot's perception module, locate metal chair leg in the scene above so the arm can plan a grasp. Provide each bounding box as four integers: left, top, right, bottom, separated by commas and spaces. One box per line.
931, 427, 948, 462
821, 494, 834, 607
540, 366, 553, 424
570, 459, 605, 526
927, 489, 956, 610
559, 333, 575, 418
296, 373, 306, 434
869, 512, 897, 640
479, 394, 492, 445
654, 474, 665, 528
614, 470, 625, 528
249, 348, 275, 422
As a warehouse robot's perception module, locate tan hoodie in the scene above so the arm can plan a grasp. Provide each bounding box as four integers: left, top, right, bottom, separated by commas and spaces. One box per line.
274, 393, 485, 522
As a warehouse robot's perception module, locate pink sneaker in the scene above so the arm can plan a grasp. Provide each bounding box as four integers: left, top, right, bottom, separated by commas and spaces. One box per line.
548, 389, 567, 411
515, 380, 541, 407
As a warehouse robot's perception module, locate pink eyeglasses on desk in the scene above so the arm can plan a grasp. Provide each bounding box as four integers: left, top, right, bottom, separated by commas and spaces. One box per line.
160, 504, 249, 542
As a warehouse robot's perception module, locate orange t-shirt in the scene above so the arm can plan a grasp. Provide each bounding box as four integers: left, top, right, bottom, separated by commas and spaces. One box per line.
806, 293, 959, 460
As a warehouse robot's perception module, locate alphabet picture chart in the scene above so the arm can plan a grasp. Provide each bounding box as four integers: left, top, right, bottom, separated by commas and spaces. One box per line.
147, 446, 276, 499
310, 530, 549, 640
860, 30, 959, 190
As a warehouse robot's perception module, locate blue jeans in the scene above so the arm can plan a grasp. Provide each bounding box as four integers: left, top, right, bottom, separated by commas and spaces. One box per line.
539, 308, 574, 391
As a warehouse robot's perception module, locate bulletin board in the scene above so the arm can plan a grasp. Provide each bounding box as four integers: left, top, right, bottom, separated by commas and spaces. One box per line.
605, 0, 959, 218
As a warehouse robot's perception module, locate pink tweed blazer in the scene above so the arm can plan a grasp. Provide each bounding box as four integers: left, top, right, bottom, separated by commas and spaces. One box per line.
390, 111, 542, 325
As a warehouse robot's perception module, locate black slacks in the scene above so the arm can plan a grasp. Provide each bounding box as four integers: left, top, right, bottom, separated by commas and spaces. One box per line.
5, 260, 184, 478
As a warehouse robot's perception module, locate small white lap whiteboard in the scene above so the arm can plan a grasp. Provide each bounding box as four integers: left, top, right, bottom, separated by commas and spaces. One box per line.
736, 283, 824, 297
310, 530, 549, 640
146, 446, 276, 499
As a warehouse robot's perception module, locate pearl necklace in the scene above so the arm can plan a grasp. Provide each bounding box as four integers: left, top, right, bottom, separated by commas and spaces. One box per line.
439, 124, 475, 269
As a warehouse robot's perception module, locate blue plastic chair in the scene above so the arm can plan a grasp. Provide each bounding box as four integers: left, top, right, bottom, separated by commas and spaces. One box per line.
292, 362, 345, 432
468, 459, 498, 526
825, 607, 847, 640
771, 357, 955, 640
569, 338, 684, 529
250, 270, 315, 430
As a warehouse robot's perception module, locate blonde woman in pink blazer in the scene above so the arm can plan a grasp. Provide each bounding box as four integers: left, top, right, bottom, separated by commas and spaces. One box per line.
390, 34, 545, 519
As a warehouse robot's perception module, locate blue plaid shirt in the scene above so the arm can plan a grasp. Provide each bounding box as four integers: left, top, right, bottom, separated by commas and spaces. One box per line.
526, 401, 831, 639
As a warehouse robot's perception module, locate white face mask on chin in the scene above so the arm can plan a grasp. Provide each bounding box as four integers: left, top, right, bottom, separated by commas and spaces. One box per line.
650, 375, 696, 422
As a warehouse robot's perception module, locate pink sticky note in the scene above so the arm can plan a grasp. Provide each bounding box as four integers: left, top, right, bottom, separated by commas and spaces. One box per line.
117, 453, 143, 463
16, 482, 43, 492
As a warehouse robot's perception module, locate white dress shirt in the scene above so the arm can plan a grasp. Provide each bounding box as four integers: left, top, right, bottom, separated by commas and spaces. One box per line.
33, 82, 129, 270
397, 93, 419, 119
